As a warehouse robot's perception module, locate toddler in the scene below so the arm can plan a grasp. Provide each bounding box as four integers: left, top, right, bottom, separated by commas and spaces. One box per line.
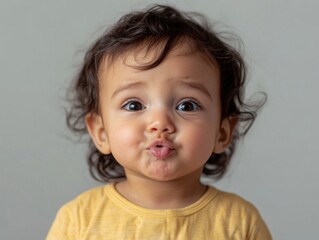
47, 4, 272, 239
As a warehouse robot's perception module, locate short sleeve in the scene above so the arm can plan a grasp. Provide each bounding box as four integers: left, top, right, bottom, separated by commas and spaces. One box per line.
46, 205, 77, 240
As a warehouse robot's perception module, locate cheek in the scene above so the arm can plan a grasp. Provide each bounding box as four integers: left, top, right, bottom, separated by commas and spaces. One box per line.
181, 123, 218, 160
107, 120, 142, 155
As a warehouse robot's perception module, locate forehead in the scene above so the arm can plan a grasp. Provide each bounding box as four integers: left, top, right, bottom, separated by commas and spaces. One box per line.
98, 41, 220, 94
99, 39, 218, 73
96, 42, 222, 118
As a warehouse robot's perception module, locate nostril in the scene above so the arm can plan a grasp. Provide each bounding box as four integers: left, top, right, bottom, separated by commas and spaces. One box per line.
147, 120, 175, 134
151, 127, 170, 133
151, 127, 158, 132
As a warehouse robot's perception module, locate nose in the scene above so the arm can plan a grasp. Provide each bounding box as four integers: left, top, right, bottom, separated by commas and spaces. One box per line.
146, 107, 175, 135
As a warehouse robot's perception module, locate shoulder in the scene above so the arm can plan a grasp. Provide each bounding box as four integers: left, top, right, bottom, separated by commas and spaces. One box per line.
212, 187, 259, 214
63, 184, 112, 211
71, 184, 110, 202
207, 187, 272, 239
51, 184, 111, 218
46, 184, 113, 239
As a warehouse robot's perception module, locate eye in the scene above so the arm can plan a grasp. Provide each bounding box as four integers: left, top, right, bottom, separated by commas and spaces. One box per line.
122, 100, 145, 111
176, 100, 201, 112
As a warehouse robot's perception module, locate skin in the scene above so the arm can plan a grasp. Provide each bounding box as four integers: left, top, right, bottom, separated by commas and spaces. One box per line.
85, 42, 234, 209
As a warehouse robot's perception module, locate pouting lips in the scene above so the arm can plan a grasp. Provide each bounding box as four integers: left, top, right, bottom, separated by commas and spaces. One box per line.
149, 145, 173, 159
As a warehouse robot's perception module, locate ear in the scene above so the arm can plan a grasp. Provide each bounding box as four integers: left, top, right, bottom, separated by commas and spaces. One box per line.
85, 112, 111, 155
213, 117, 237, 154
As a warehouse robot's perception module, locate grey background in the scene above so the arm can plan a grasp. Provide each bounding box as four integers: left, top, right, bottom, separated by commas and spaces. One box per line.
1, 0, 318, 239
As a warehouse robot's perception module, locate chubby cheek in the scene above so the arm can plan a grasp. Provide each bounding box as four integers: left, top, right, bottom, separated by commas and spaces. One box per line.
181, 124, 217, 163
107, 120, 143, 160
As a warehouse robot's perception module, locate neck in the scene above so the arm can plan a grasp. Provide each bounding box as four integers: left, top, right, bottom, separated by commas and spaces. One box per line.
115, 174, 207, 209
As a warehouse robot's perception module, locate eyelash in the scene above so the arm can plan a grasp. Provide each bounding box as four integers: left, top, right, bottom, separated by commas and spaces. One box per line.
176, 99, 201, 112
121, 99, 145, 111
121, 98, 202, 112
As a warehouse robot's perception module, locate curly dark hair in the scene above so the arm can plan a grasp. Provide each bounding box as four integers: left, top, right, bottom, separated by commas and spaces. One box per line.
66, 4, 266, 182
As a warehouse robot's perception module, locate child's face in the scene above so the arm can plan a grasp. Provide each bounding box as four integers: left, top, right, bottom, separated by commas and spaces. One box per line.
86, 43, 233, 182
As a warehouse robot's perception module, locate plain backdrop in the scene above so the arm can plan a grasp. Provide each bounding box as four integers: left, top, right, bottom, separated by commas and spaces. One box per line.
1, 0, 318, 239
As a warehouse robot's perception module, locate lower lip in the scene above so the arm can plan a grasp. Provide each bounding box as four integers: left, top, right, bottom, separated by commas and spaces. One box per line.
149, 146, 174, 159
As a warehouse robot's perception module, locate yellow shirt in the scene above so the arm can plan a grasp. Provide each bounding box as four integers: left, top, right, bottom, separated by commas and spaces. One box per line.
47, 184, 272, 240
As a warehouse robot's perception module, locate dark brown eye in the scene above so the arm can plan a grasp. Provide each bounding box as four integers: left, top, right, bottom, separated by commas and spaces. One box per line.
123, 101, 145, 111
176, 100, 200, 112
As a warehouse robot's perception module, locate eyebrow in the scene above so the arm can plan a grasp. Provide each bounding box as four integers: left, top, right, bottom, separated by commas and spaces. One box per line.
111, 78, 213, 99
111, 81, 145, 99
178, 79, 213, 99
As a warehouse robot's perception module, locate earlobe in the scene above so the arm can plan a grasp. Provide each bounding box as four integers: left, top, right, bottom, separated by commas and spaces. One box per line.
85, 112, 111, 155
213, 117, 237, 154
